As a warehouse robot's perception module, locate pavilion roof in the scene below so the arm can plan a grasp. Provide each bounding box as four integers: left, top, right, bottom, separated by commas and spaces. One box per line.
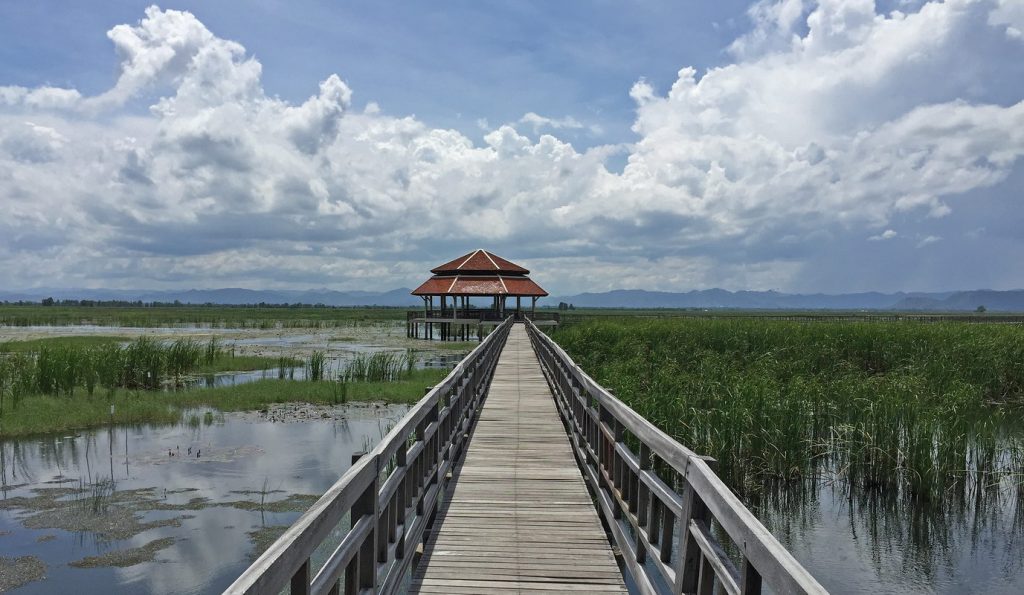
430, 249, 529, 275
411, 275, 548, 297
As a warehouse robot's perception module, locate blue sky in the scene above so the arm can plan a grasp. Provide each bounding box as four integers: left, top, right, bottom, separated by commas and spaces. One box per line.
0, 1, 1022, 294
0, 1, 752, 149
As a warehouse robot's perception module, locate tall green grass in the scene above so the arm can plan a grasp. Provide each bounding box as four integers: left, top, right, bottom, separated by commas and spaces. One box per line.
553, 319, 1024, 504
0, 337, 278, 403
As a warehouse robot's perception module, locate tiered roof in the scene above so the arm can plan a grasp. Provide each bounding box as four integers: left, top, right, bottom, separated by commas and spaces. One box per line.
430, 250, 529, 275
412, 250, 548, 297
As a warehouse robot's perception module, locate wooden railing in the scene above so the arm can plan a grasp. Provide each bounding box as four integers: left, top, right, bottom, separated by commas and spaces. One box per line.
526, 319, 827, 595
407, 308, 560, 323
225, 317, 514, 595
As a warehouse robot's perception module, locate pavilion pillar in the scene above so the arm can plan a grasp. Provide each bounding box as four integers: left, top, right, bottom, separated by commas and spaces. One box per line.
516, 296, 521, 321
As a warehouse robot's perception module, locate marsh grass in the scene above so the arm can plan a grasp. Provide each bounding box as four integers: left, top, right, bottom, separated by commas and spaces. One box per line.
0, 337, 288, 403
553, 319, 1024, 505
306, 351, 326, 382
341, 351, 411, 383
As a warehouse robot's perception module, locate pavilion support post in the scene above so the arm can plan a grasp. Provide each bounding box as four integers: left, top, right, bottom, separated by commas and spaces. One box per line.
531, 296, 537, 318
516, 296, 521, 321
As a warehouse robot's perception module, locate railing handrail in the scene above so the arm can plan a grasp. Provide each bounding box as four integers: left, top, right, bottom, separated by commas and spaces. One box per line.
525, 318, 827, 595
225, 317, 514, 595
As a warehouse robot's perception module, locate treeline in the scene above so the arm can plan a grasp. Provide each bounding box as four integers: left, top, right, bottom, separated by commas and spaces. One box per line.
3, 298, 406, 309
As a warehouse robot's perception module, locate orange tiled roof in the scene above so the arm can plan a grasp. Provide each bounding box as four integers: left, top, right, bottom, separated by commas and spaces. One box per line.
430, 249, 529, 275
411, 275, 547, 297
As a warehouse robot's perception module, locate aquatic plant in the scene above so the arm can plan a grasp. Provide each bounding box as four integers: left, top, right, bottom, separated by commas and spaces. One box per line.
341, 351, 408, 382
0, 335, 262, 401
307, 351, 326, 382
553, 318, 1024, 505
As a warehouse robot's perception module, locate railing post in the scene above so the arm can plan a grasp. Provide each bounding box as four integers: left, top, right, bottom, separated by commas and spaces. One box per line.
677, 459, 713, 593
290, 559, 310, 595
395, 443, 408, 560
742, 559, 763, 595
345, 457, 379, 594
635, 442, 651, 564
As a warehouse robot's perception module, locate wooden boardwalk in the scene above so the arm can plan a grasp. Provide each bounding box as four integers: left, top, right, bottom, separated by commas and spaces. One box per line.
410, 324, 627, 594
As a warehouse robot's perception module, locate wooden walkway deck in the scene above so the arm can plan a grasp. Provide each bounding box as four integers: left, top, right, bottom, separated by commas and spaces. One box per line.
410, 324, 627, 594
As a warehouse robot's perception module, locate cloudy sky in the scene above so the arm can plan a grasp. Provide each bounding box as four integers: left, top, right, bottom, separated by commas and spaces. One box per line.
1, 0, 1022, 295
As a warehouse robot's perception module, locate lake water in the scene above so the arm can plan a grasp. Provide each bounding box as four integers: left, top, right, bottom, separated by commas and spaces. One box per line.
754, 478, 1024, 594
0, 404, 408, 594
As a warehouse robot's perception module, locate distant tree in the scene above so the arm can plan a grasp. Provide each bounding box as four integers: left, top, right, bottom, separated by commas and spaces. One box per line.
41, 297, 54, 306
558, 302, 569, 311
976, 305, 987, 313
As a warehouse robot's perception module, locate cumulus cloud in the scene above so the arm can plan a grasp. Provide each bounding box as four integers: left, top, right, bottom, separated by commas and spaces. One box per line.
0, 2, 1022, 293
518, 112, 585, 132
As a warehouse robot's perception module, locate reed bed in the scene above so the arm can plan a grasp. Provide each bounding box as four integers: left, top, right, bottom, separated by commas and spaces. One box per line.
339, 351, 416, 383
0, 337, 248, 408
553, 319, 1024, 505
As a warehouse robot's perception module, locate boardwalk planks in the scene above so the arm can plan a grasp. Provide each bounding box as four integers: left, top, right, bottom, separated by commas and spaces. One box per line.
410, 325, 627, 594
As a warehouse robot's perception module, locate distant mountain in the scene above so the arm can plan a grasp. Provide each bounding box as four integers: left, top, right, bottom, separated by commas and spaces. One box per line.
548, 288, 1024, 311
4, 287, 1024, 311
891, 290, 1024, 312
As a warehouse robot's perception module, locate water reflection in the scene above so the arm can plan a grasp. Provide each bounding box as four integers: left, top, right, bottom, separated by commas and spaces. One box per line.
0, 404, 407, 594
749, 475, 1024, 594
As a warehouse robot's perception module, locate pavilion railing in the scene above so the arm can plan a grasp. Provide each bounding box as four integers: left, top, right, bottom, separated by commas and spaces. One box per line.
407, 308, 559, 323
224, 317, 513, 595
525, 319, 827, 595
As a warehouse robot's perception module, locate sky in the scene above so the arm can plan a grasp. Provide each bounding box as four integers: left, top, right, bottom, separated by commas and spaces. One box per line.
0, 0, 1022, 295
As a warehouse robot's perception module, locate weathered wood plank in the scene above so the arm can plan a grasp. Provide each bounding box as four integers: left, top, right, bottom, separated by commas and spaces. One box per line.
409, 324, 627, 594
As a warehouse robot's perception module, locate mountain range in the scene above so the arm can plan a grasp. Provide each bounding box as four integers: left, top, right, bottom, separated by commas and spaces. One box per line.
3, 287, 1024, 311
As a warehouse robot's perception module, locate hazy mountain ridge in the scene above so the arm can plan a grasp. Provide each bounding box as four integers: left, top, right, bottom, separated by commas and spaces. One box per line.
2, 288, 1022, 311
548, 288, 1017, 311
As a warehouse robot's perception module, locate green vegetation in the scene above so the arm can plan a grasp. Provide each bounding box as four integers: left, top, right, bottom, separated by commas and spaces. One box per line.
0, 336, 292, 402
0, 304, 404, 328
0, 368, 447, 438
553, 318, 1024, 504
0, 333, 444, 437
340, 351, 416, 382
0, 336, 130, 352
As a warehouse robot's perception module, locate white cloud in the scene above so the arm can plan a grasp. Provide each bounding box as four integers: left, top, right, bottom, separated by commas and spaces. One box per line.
518, 112, 585, 133
868, 229, 897, 241
990, 0, 1024, 39
917, 234, 942, 247
0, 2, 1022, 293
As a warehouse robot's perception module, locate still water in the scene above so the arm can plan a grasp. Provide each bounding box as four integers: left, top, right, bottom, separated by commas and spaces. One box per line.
0, 404, 407, 594
753, 478, 1024, 594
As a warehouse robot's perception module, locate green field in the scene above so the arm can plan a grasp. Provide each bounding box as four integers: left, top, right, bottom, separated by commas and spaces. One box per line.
0, 304, 406, 328
552, 318, 1024, 503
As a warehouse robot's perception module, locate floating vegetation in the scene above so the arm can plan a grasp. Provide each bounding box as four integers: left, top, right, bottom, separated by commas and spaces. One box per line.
0, 555, 46, 591
246, 525, 289, 561
68, 537, 176, 568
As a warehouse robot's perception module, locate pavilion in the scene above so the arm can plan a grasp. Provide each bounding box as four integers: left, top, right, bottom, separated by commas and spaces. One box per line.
407, 249, 556, 340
